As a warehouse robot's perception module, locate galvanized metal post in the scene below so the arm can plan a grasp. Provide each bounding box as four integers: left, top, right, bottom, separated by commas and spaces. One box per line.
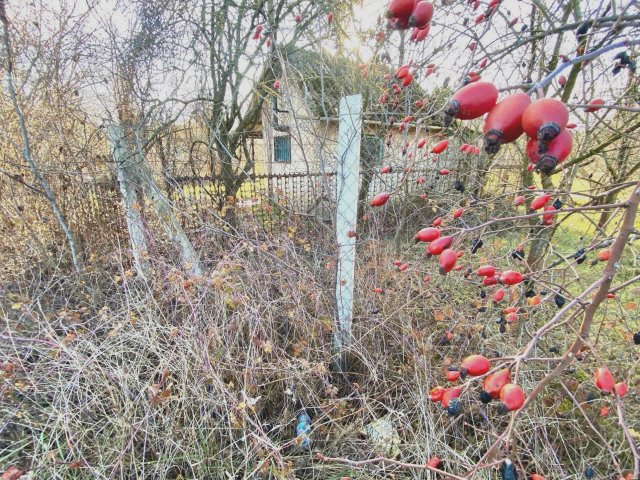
333, 95, 362, 372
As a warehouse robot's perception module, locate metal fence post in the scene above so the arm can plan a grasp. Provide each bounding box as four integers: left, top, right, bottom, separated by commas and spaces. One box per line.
333, 95, 362, 372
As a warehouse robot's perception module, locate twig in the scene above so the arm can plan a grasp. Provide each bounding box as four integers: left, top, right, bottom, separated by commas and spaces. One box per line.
315, 452, 467, 480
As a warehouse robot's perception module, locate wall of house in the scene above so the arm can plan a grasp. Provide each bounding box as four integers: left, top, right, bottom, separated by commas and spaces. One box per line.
261, 80, 339, 176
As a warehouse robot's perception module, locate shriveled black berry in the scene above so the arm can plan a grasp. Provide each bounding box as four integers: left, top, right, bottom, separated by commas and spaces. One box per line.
454, 180, 465, 193
576, 20, 591, 38
511, 249, 525, 261
614, 51, 630, 64
633, 332, 640, 345
499, 323, 506, 334
549, 346, 560, 354
480, 391, 492, 404
480, 290, 487, 299
447, 398, 461, 416
585, 466, 594, 479
525, 289, 536, 298
478, 306, 487, 313
554, 294, 565, 308
552, 198, 563, 209
574, 248, 587, 264
471, 238, 483, 254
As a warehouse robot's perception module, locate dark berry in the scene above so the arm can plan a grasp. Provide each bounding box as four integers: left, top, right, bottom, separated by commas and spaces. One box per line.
511, 249, 525, 261
552, 198, 563, 209
576, 21, 590, 38
525, 289, 536, 298
471, 238, 483, 254
499, 323, 506, 334
480, 290, 487, 299
574, 248, 587, 264
585, 466, 594, 479
480, 391, 492, 404
454, 180, 465, 193
633, 332, 640, 345
447, 398, 461, 416
554, 294, 565, 308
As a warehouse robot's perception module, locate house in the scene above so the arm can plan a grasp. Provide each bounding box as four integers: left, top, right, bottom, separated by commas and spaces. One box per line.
260, 48, 447, 178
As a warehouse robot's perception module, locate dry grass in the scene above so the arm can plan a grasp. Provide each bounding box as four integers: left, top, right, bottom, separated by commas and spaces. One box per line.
1, 215, 638, 479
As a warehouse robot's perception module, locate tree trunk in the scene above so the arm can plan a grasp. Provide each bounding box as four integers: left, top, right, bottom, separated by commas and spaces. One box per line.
108, 125, 150, 277
526, 173, 554, 271
133, 130, 203, 277
1, 0, 82, 272
156, 134, 175, 196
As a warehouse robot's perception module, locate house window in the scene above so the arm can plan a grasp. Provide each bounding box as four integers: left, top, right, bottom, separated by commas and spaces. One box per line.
274, 135, 291, 163
362, 135, 384, 165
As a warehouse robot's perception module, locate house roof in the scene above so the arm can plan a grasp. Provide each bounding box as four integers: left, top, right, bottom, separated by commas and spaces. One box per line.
276, 47, 449, 128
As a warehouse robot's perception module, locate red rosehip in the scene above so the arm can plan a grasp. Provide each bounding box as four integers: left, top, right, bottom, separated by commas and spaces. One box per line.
409, 1, 434, 28
371, 192, 391, 207
595, 367, 615, 394
483, 368, 511, 400
585, 98, 605, 112
522, 98, 569, 145
427, 236, 453, 255
483, 93, 532, 154
526, 129, 573, 173
444, 82, 499, 120
499, 383, 525, 411
415, 227, 440, 242
500, 270, 524, 285
461, 354, 490, 377
438, 248, 458, 275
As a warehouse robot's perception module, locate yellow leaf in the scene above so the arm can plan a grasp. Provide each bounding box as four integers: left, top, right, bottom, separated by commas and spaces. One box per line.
11, 303, 22, 310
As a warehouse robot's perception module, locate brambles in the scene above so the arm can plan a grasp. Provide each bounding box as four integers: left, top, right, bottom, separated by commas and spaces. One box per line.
2, 1, 639, 479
